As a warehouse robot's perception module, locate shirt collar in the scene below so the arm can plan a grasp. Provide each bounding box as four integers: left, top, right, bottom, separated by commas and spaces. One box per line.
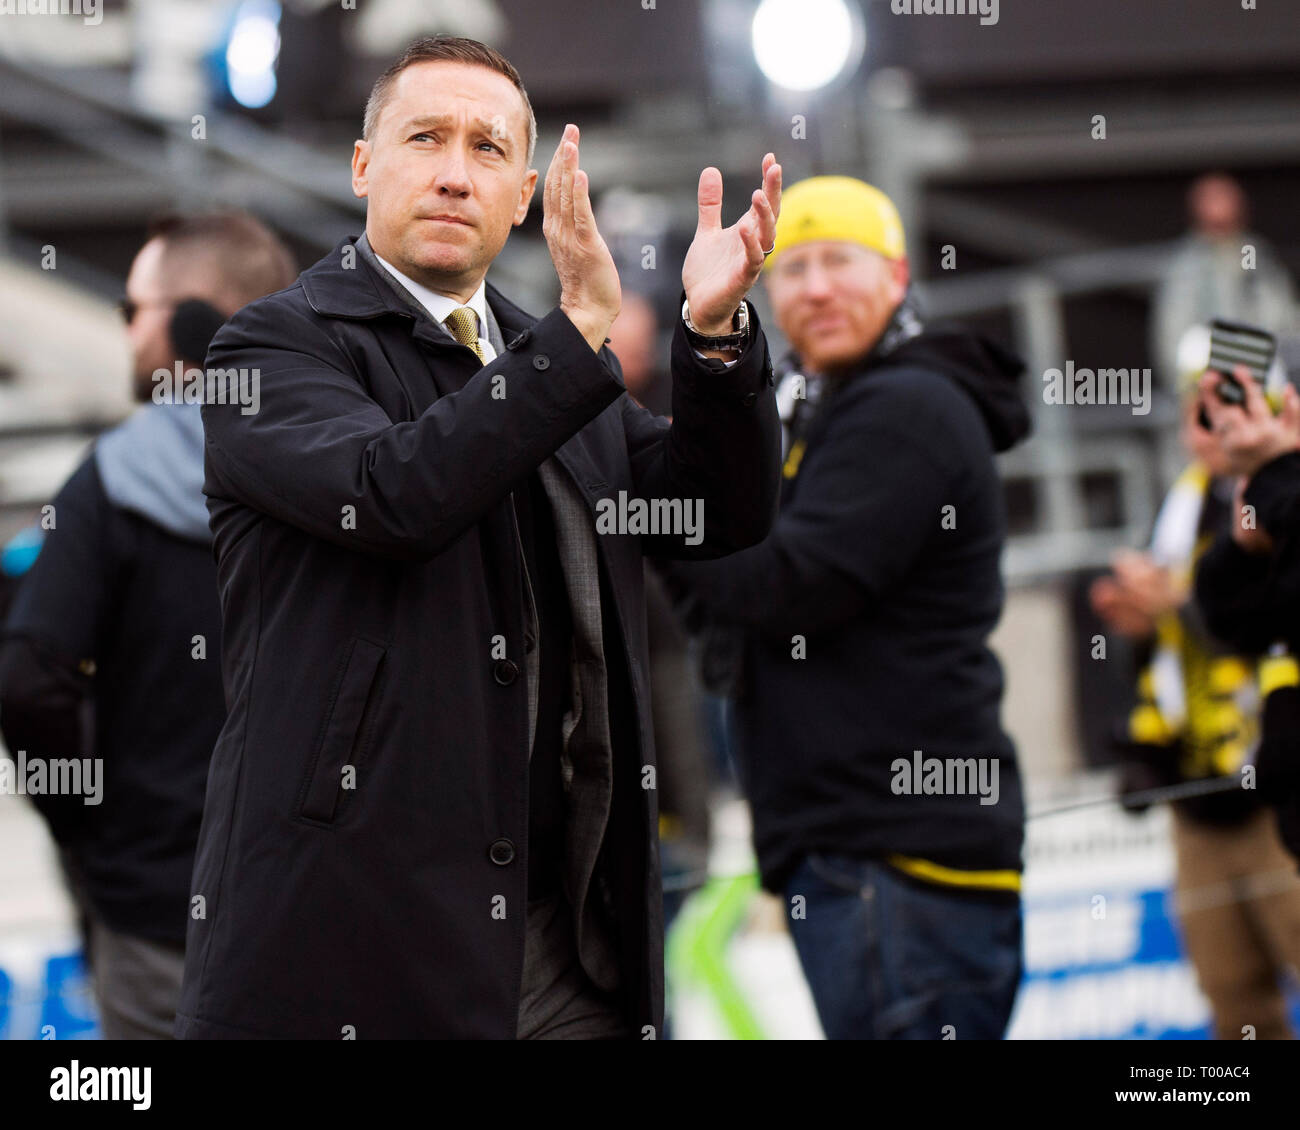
373, 252, 488, 337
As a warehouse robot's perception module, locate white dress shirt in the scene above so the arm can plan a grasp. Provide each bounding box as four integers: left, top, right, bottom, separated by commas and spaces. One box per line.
375, 253, 497, 362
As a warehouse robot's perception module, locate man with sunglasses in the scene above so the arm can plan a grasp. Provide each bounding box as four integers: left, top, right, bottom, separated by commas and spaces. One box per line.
0, 210, 295, 1038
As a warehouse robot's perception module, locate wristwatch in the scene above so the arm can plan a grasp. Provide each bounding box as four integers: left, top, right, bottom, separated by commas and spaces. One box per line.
682, 299, 749, 351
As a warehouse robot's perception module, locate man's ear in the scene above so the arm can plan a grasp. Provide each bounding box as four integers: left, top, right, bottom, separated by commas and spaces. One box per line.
514, 168, 539, 226
352, 140, 371, 200
890, 256, 911, 303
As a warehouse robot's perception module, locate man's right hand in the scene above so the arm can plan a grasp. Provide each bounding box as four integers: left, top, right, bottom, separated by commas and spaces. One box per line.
1090, 550, 1186, 638
543, 123, 621, 354
1199, 366, 1300, 479
1090, 574, 1156, 638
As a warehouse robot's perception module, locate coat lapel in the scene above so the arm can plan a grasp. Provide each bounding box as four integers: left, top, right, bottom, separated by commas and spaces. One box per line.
323, 234, 616, 517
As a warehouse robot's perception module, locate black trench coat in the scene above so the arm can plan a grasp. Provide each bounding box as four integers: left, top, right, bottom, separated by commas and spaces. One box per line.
175, 237, 780, 1038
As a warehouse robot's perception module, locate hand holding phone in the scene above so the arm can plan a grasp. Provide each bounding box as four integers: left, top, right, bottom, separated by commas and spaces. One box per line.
1198, 366, 1300, 479
1207, 318, 1277, 408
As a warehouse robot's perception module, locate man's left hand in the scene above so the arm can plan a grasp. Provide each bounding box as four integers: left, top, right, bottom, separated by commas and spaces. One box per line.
682, 153, 782, 335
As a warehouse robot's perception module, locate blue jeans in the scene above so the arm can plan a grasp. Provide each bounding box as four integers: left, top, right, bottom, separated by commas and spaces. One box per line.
783, 852, 1023, 1040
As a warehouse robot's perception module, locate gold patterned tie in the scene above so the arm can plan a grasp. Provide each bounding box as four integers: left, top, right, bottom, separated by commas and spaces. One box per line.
444, 306, 485, 363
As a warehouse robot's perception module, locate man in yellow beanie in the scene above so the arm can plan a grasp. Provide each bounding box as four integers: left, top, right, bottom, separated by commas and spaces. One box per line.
666, 175, 1032, 1039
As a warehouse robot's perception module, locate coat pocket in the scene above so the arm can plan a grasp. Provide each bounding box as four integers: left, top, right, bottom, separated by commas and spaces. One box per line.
297, 637, 387, 825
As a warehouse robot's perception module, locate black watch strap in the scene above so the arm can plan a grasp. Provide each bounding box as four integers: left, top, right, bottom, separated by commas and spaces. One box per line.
682, 299, 749, 351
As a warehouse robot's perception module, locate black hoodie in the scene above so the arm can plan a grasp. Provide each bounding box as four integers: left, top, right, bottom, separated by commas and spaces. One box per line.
668, 323, 1031, 894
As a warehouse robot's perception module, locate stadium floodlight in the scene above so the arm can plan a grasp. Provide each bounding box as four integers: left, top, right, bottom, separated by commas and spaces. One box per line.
226, 0, 282, 110
751, 0, 864, 93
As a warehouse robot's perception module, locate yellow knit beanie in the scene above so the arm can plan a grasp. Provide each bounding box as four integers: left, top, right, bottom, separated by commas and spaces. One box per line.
765, 175, 906, 270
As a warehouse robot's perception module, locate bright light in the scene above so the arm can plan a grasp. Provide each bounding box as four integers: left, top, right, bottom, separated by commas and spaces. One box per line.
226, 1, 282, 109
752, 0, 862, 93
1176, 324, 1212, 383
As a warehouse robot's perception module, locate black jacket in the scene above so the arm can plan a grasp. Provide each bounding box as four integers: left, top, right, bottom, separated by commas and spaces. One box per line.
0, 453, 225, 945
1197, 451, 1300, 654
1195, 450, 1300, 855
668, 327, 1030, 894
175, 236, 781, 1039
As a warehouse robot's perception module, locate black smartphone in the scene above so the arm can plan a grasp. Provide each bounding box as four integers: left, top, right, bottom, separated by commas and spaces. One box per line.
1208, 318, 1278, 406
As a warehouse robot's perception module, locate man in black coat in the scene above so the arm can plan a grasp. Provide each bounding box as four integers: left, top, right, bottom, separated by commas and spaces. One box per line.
665, 175, 1030, 1039
175, 36, 782, 1039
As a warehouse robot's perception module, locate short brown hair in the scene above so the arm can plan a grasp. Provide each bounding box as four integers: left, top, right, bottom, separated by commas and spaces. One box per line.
362, 35, 537, 165
147, 211, 297, 312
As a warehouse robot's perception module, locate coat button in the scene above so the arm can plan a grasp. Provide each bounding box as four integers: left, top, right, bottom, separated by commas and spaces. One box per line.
532, 354, 550, 371
507, 329, 532, 350
489, 838, 515, 866
493, 658, 519, 685
741, 391, 758, 406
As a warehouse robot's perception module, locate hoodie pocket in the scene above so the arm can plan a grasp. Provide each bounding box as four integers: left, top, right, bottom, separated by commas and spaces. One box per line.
297, 637, 387, 825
